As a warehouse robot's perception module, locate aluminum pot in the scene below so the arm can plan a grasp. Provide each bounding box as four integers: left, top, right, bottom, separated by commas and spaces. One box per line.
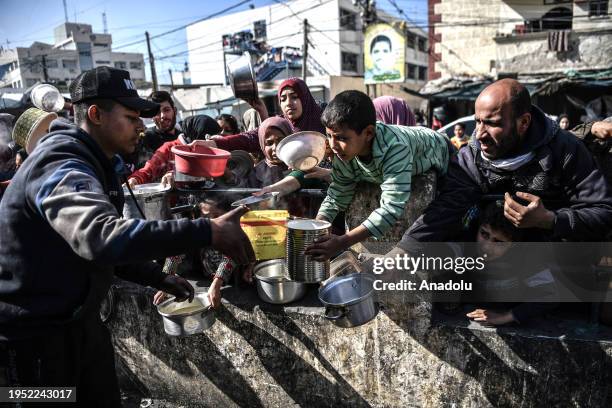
123, 183, 171, 220
227, 52, 258, 101
156, 292, 215, 336
286, 219, 331, 283
254, 259, 307, 304
318, 273, 378, 328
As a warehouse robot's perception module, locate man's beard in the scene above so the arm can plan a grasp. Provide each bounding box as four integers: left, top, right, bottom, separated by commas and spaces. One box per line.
157, 115, 176, 133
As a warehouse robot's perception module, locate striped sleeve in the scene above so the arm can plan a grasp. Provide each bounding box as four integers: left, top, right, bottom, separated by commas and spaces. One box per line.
316, 157, 357, 222
361, 142, 414, 238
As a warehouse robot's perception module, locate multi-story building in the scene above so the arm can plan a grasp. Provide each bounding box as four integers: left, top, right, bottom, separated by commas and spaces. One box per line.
184, 0, 429, 104
426, 0, 612, 122
428, 0, 612, 79
0, 22, 146, 89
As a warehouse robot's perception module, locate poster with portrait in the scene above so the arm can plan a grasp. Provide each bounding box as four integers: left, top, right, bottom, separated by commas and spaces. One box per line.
364, 23, 405, 84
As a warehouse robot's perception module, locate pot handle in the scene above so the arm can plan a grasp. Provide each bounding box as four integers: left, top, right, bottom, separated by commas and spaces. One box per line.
324, 307, 348, 321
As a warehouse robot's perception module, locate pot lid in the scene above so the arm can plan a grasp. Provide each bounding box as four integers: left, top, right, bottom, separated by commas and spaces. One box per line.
318, 273, 375, 307
231, 192, 277, 207
124, 182, 170, 195
287, 219, 331, 230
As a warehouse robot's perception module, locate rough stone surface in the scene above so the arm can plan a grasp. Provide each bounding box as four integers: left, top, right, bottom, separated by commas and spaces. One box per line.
345, 171, 437, 254
108, 282, 612, 408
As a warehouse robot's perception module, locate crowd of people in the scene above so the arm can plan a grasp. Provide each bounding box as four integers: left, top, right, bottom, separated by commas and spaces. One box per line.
0, 65, 611, 405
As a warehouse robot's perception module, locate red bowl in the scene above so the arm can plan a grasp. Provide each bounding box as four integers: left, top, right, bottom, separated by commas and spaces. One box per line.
171, 144, 231, 178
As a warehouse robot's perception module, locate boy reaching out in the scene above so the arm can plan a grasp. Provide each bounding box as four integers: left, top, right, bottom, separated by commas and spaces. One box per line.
306, 91, 450, 260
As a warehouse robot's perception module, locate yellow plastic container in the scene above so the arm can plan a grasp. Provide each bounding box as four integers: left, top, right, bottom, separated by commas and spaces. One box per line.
240, 210, 289, 261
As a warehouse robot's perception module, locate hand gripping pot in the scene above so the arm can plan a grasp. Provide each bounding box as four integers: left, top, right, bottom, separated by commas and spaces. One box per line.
227, 52, 258, 101
156, 292, 215, 336
286, 219, 331, 283
171, 144, 231, 178
318, 273, 379, 328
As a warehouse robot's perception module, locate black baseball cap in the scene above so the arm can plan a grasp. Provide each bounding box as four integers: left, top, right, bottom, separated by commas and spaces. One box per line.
70, 67, 160, 118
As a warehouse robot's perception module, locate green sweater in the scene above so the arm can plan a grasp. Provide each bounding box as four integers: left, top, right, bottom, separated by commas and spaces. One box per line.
317, 122, 449, 238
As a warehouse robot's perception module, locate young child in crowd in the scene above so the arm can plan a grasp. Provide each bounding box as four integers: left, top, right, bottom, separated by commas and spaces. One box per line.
466, 201, 558, 326
450, 122, 469, 150
305, 90, 450, 260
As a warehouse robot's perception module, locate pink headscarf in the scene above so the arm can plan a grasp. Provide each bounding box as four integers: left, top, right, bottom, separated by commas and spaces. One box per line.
373, 96, 416, 126
258, 117, 293, 166
278, 77, 325, 134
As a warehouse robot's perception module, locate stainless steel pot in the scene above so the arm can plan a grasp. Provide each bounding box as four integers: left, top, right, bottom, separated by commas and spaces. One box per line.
156, 292, 215, 336
227, 52, 258, 101
286, 219, 331, 283
318, 273, 378, 328
123, 183, 171, 220
254, 259, 307, 304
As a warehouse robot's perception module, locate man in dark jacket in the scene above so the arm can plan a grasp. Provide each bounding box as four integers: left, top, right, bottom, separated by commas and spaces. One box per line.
0, 67, 254, 407
399, 78, 612, 247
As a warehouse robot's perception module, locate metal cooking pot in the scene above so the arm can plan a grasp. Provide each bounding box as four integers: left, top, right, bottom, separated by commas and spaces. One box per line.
318, 273, 378, 328
156, 292, 215, 336
227, 52, 258, 101
286, 219, 331, 283
254, 259, 307, 304
123, 183, 171, 220
231, 192, 278, 210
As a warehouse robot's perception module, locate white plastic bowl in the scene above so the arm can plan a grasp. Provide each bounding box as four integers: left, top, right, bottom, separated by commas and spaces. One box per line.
276, 131, 327, 171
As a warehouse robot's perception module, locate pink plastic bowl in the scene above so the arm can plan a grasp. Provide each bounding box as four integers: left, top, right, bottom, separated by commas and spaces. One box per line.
171, 145, 231, 178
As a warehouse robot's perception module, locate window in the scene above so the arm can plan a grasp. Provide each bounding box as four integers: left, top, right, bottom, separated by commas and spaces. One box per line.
46, 59, 58, 69
406, 63, 416, 79
589, 0, 609, 16
130, 61, 142, 70
79, 50, 91, 57
418, 66, 427, 81
95, 60, 111, 65
406, 32, 416, 49
417, 37, 427, 52
93, 43, 108, 47
341, 52, 358, 72
62, 59, 77, 69
114, 61, 127, 69
340, 8, 357, 31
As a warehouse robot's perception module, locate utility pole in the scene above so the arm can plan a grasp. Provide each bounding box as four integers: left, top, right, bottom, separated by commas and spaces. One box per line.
145, 31, 158, 91
63, 0, 69, 22
41, 55, 49, 82
302, 19, 308, 81
169, 69, 174, 89
102, 12, 108, 34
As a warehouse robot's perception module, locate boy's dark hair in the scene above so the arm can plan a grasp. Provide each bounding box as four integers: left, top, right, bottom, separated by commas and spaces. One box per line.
149, 90, 174, 108
480, 200, 523, 241
370, 35, 392, 53
321, 90, 376, 134
73, 99, 116, 125
216, 113, 239, 133
454, 122, 466, 130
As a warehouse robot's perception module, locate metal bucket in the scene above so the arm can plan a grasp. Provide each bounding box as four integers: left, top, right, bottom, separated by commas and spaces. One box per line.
254, 259, 307, 304
123, 183, 171, 220
318, 273, 378, 328
156, 293, 215, 336
286, 219, 331, 283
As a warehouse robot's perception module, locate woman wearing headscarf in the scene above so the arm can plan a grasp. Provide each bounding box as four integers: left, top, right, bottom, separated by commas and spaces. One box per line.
373, 96, 416, 126
127, 115, 221, 187
200, 77, 325, 153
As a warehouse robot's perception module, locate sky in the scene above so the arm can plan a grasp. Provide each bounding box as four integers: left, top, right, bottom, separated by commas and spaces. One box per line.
0, 0, 428, 84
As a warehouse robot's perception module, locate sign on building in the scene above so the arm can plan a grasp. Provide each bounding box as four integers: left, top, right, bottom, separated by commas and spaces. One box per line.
364, 23, 405, 84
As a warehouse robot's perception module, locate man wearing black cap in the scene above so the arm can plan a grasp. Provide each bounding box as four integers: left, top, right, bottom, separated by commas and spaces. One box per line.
0, 67, 255, 406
